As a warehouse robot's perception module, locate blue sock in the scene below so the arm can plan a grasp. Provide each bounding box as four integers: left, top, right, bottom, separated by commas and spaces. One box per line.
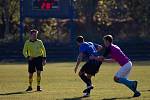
117, 78, 135, 92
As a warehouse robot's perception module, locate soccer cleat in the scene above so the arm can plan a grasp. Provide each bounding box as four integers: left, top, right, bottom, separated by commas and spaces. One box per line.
83, 92, 90, 97
83, 86, 94, 93
26, 86, 32, 91
133, 91, 141, 97
37, 86, 42, 91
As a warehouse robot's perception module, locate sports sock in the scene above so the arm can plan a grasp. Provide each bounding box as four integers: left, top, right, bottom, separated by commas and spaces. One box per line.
86, 78, 92, 87
80, 74, 92, 87
118, 78, 135, 92
29, 77, 33, 87
37, 76, 41, 86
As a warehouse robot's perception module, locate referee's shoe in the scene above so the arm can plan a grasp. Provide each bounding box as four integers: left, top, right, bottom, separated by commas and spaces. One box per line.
26, 86, 32, 91
37, 86, 42, 91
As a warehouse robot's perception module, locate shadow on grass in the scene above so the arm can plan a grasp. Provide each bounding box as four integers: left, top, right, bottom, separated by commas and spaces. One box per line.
141, 89, 150, 92
102, 96, 134, 100
0, 91, 36, 96
62, 96, 90, 100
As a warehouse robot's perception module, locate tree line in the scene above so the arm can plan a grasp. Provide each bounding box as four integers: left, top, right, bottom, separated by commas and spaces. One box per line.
0, 0, 149, 43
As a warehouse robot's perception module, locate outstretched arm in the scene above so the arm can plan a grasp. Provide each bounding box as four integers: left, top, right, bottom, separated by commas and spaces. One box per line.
89, 55, 104, 61
103, 59, 115, 63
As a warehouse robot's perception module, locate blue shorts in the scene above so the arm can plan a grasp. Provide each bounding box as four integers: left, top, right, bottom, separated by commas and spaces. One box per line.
28, 56, 43, 73
80, 60, 102, 76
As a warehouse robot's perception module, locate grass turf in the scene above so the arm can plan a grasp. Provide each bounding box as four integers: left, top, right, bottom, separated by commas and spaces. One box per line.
0, 61, 150, 100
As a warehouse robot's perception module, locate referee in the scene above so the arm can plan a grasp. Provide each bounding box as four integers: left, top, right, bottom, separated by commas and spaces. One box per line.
23, 29, 46, 91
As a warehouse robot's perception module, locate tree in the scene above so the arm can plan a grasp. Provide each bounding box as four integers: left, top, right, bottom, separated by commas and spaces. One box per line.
3, 0, 9, 36
0, 0, 19, 39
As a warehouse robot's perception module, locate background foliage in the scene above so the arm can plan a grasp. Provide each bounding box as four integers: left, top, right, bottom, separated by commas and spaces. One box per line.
0, 0, 149, 43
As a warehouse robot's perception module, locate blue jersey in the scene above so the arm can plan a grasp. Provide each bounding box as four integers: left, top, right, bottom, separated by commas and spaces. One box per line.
79, 42, 99, 59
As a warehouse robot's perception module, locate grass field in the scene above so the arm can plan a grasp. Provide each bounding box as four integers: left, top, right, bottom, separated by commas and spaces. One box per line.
0, 61, 150, 100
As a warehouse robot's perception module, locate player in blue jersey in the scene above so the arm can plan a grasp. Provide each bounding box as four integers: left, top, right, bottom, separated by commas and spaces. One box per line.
74, 36, 103, 97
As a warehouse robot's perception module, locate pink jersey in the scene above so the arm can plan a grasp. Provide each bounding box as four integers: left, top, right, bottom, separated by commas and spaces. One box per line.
104, 44, 130, 66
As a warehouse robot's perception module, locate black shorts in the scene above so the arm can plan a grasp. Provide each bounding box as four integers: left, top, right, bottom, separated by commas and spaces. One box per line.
80, 60, 102, 76
28, 57, 43, 73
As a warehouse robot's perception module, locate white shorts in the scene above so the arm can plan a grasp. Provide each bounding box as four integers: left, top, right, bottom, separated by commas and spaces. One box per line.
115, 61, 132, 79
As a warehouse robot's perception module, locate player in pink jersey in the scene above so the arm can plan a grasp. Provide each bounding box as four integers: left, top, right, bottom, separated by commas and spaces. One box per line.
90, 35, 141, 97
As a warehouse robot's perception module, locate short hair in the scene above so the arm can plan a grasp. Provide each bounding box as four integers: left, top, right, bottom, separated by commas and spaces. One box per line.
103, 35, 113, 43
30, 29, 38, 34
76, 36, 84, 43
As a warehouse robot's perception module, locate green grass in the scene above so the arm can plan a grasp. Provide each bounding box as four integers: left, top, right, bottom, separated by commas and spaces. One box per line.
0, 61, 150, 100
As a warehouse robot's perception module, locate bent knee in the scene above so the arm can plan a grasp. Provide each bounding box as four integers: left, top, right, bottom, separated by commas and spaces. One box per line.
114, 76, 120, 83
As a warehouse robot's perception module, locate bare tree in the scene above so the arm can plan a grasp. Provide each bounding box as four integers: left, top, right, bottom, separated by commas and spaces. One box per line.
3, 0, 9, 36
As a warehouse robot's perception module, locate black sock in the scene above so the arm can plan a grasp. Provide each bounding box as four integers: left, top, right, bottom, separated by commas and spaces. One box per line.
87, 78, 92, 87
80, 74, 92, 87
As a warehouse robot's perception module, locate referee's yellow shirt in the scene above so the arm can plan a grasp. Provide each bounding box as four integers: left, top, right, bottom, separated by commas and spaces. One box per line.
23, 39, 46, 58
